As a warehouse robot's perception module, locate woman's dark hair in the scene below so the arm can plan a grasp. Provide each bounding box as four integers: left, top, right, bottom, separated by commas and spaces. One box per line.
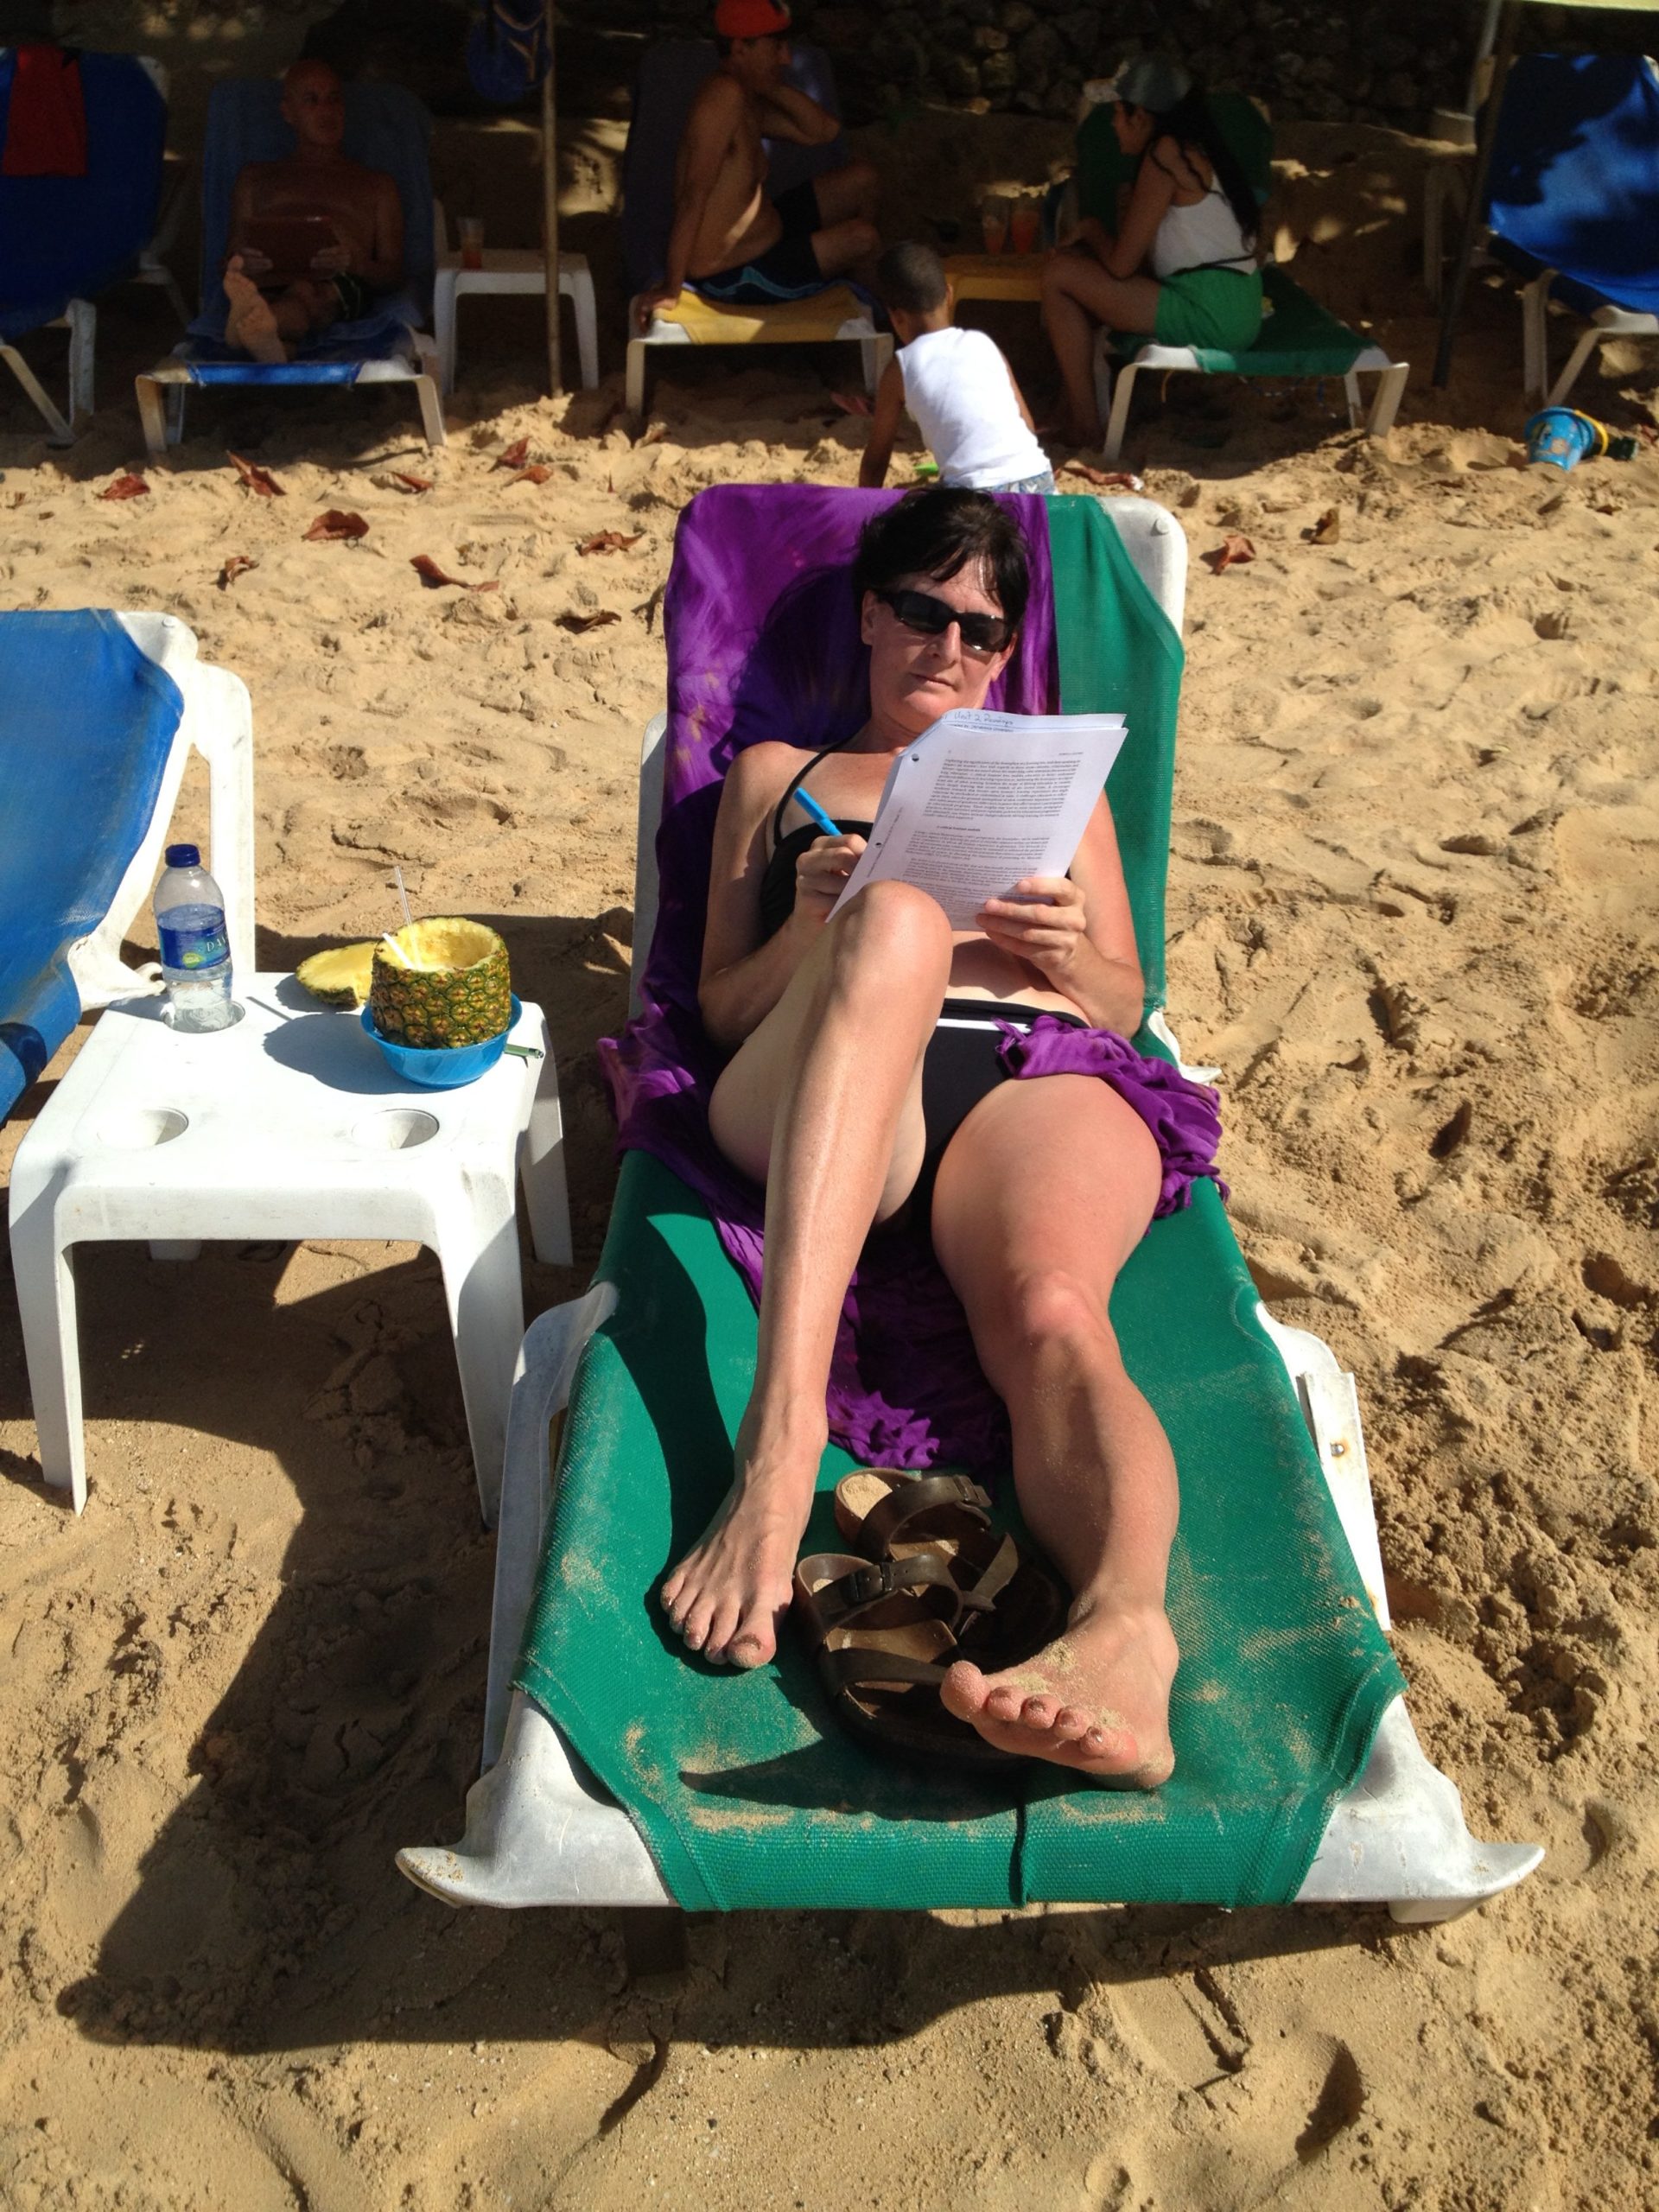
1141, 88, 1260, 249
852, 486, 1030, 633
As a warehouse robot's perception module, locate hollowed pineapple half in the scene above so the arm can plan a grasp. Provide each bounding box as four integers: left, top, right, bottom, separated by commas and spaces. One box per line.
295, 942, 377, 1008
368, 919, 512, 1049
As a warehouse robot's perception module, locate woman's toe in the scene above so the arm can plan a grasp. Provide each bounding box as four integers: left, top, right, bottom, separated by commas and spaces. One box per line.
1020, 1694, 1061, 1730
940, 1661, 988, 1720
1050, 1706, 1093, 1740
984, 1685, 1027, 1724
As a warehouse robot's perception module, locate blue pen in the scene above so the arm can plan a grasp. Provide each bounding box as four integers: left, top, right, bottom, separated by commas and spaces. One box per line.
793, 785, 842, 839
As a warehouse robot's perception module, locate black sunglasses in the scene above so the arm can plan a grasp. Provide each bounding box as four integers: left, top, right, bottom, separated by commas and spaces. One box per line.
874, 587, 1014, 657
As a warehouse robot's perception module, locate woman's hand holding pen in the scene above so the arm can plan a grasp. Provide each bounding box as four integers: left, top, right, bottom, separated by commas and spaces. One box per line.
792, 832, 867, 924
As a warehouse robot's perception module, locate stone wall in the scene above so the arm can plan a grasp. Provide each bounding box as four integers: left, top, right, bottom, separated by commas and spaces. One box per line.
637, 0, 1653, 130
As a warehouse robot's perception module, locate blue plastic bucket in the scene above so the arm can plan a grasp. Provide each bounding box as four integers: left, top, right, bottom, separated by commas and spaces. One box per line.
1522, 408, 1601, 470
361, 995, 520, 1089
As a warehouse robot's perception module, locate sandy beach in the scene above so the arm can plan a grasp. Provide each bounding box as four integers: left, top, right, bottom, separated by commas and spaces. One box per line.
2, 114, 1657, 2210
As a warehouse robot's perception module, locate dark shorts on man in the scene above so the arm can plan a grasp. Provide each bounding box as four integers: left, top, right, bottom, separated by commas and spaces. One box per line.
690, 178, 829, 304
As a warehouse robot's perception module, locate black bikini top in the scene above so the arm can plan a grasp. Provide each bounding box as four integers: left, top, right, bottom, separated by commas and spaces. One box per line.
757, 742, 873, 939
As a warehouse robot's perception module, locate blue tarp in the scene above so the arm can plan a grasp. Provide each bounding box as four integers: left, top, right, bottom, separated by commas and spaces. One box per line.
0, 613, 182, 1119
182, 76, 434, 368
1487, 53, 1659, 322
0, 51, 166, 346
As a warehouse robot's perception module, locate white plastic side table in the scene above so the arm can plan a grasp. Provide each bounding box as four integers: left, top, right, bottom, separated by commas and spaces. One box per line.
7, 977, 572, 1523
433, 250, 599, 395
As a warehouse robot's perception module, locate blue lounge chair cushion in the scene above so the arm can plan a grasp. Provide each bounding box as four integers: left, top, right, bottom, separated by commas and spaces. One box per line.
186, 76, 435, 354
0, 613, 182, 1120
0, 51, 166, 345
1487, 53, 1659, 322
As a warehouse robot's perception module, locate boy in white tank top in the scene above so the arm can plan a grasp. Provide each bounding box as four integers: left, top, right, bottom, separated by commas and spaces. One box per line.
859, 241, 1054, 494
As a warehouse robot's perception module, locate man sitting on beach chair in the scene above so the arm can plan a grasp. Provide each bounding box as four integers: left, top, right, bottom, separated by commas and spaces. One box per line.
632, 0, 879, 332
219, 59, 404, 362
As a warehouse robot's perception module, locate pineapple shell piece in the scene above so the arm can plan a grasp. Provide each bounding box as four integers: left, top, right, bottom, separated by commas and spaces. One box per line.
368, 918, 512, 1048
296, 942, 377, 1008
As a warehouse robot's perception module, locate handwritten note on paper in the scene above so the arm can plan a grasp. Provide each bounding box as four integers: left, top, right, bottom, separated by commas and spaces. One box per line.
830, 708, 1128, 929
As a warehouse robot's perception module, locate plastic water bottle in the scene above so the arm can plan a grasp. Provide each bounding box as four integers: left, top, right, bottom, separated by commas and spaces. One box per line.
154, 842, 235, 1032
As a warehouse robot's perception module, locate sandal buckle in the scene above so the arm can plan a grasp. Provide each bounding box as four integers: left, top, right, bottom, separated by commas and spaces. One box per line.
847, 1561, 902, 1605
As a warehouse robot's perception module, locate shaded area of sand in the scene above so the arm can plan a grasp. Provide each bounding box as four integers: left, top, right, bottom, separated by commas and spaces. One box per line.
2, 120, 1658, 2212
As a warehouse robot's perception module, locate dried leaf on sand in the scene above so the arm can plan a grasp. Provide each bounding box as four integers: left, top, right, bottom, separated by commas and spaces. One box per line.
493, 437, 531, 470
228, 451, 285, 497
218, 555, 257, 589
1062, 461, 1144, 491
388, 471, 432, 493
577, 531, 644, 556
410, 554, 499, 591
1207, 533, 1256, 573
98, 474, 150, 501
1304, 507, 1341, 545
303, 510, 370, 542
511, 465, 553, 486
557, 608, 621, 632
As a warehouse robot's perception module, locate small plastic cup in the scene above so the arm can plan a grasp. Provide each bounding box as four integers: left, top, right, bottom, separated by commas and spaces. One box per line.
981, 196, 1008, 255
1522, 407, 1600, 471
1009, 197, 1040, 256
458, 216, 485, 272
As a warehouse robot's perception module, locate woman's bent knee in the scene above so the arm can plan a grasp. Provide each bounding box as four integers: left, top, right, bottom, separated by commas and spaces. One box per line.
831, 879, 953, 975
1001, 1269, 1116, 1364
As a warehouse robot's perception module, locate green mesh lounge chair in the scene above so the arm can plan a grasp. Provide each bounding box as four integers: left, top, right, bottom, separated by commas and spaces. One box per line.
397, 490, 1539, 1926
1071, 89, 1408, 461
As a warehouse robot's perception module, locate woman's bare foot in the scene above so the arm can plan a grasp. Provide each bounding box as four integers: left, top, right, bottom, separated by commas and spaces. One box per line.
224, 257, 288, 363
940, 1602, 1179, 1783
659, 1459, 818, 1669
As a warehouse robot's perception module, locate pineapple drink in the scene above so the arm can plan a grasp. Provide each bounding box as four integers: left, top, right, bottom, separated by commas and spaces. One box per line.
367, 919, 512, 1047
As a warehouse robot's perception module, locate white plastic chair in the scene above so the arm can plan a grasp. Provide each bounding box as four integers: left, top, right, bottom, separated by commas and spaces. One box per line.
397, 498, 1542, 1923
68, 613, 255, 1007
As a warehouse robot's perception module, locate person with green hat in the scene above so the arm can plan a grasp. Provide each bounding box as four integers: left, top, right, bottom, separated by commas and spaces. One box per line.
1041, 57, 1264, 448
635, 0, 880, 329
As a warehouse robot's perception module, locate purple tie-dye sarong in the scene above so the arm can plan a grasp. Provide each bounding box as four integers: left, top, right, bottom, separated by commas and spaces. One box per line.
600, 487, 1223, 1474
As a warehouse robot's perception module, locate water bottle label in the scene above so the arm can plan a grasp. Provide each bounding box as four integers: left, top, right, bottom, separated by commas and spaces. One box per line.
159, 915, 229, 971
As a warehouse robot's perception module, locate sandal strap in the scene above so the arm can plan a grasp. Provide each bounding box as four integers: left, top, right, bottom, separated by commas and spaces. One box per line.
810, 1553, 993, 1630
819, 1646, 952, 1694
860, 1472, 993, 1556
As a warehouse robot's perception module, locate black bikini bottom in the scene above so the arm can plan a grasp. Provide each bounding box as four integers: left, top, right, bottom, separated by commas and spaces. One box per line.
912, 997, 1083, 1230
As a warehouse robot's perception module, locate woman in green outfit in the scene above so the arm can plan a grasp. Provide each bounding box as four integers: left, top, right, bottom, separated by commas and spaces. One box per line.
1041, 57, 1264, 448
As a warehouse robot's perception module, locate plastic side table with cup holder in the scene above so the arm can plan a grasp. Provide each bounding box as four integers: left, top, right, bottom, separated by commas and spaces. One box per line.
432, 248, 599, 396
7, 976, 572, 1522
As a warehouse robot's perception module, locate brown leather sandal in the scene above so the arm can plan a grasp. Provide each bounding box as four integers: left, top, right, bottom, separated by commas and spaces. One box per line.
792, 1550, 1018, 1767
833, 1468, 1068, 1665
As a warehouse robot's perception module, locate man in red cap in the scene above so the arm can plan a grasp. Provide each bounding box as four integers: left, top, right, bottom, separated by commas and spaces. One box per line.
635, 0, 879, 329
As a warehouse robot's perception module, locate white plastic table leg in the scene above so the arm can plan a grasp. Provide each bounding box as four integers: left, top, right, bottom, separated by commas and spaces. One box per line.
565, 261, 600, 389
435, 1192, 527, 1528
518, 1009, 573, 1267
8, 1160, 86, 1509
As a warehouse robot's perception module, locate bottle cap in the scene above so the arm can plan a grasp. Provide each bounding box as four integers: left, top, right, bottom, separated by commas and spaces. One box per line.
164, 842, 200, 868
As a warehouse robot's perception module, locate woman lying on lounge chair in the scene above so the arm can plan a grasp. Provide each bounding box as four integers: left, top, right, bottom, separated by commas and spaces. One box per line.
1041, 57, 1263, 448
660, 486, 1224, 1782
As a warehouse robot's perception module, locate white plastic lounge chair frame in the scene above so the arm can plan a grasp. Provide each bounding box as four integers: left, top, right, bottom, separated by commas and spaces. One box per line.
69, 613, 255, 1009
1421, 157, 1659, 406
626, 302, 891, 421
134, 195, 448, 459
397, 499, 1542, 1924
1090, 325, 1408, 464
